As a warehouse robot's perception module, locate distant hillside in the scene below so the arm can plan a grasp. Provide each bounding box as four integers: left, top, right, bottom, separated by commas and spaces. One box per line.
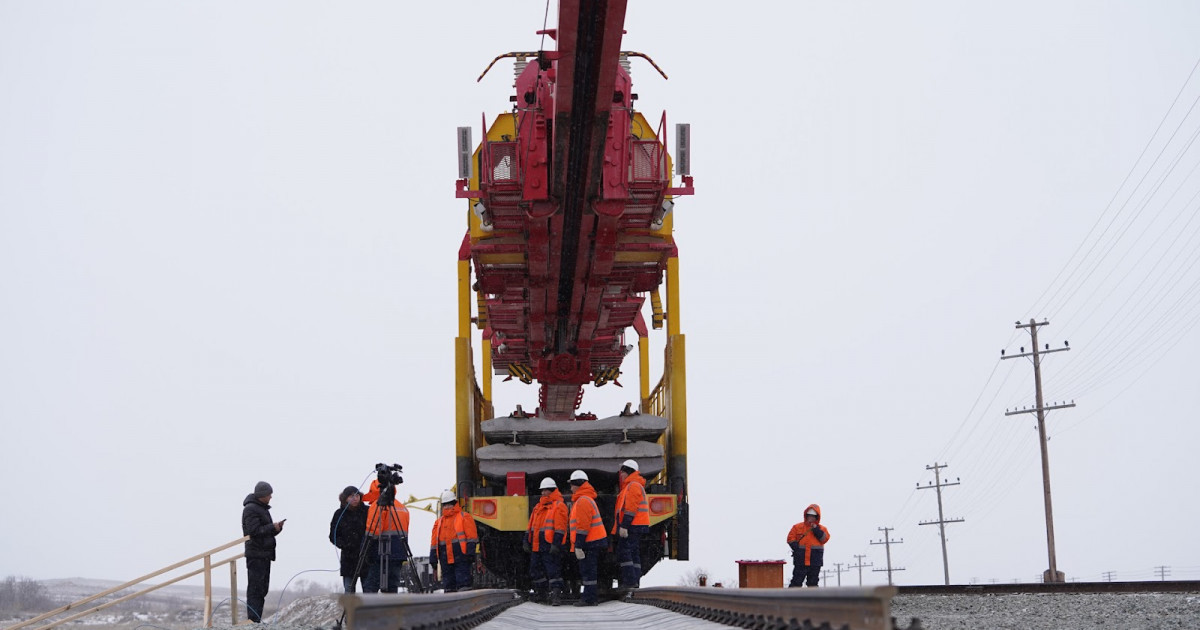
2, 576, 337, 629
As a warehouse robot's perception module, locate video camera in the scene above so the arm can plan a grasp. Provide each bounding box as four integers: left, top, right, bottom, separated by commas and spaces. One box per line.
373, 463, 403, 507
376, 462, 404, 486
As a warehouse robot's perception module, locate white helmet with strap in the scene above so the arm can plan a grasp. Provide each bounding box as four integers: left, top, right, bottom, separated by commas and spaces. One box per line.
570, 470, 588, 483
539, 477, 557, 490
621, 459, 639, 472
440, 490, 457, 504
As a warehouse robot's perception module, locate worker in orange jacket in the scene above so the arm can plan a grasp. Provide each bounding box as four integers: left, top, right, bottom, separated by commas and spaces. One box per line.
613, 459, 650, 589
787, 504, 830, 587
361, 478, 411, 593
429, 490, 479, 592
567, 470, 608, 606
525, 477, 568, 605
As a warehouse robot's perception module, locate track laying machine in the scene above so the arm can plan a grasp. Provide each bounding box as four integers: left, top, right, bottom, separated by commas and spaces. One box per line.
452, 0, 694, 590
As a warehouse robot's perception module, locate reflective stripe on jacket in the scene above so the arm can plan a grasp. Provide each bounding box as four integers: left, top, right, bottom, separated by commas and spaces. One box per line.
568, 483, 608, 549
613, 471, 650, 531
430, 505, 479, 564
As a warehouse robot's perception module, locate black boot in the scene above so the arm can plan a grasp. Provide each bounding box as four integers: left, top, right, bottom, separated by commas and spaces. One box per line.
549, 588, 561, 607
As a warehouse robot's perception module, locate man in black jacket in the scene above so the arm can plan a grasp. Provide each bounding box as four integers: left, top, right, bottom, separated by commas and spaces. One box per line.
242, 481, 285, 622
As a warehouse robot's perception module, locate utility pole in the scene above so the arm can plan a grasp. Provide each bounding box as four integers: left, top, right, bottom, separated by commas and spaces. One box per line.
870, 527, 905, 585
1156, 566, 1171, 581
831, 562, 848, 587
1001, 318, 1073, 583
850, 554, 873, 586
1102, 571, 1116, 582
917, 462, 965, 585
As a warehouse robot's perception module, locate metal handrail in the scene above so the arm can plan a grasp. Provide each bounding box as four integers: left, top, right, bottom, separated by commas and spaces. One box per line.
8, 535, 250, 630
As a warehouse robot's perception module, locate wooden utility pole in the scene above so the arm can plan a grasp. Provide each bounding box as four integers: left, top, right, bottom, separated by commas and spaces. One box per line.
831, 562, 848, 587
850, 554, 873, 586
870, 527, 905, 585
1001, 318, 1073, 583
917, 462, 964, 585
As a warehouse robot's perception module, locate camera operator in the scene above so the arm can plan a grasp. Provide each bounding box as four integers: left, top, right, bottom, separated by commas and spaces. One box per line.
361, 464, 410, 593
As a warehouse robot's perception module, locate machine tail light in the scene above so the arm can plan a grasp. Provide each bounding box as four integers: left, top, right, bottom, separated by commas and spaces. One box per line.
649, 496, 675, 516
473, 498, 498, 518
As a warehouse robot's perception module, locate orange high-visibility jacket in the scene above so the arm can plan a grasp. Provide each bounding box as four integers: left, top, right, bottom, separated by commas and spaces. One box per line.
786, 503, 830, 565
430, 504, 479, 564
613, 471, 650, 532
527, 489, 568, 551
568, 482, 608, 550
362, 479, 411, 535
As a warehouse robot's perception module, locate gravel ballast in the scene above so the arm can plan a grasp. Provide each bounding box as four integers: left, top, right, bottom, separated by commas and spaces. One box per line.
890, 592, 1200, 630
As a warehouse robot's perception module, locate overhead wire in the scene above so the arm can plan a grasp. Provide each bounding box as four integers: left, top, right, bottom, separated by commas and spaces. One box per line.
1027, 53, 1200, 319
898, 50, 1200, 583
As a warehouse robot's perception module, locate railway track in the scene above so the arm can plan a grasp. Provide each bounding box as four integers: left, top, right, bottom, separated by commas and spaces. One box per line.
337, 586, 912, 630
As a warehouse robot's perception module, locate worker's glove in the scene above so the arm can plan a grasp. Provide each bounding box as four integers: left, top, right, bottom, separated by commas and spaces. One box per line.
549, 544, 563, 556
522, 538, 532, 553
428, 554, 438, 571
575, 548, 585, 560
618, 527, 629, 539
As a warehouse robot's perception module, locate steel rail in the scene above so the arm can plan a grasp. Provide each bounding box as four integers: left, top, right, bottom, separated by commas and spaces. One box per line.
629, 586, 900, 630
338, 590, 522, 630
897, 580, 1200, 596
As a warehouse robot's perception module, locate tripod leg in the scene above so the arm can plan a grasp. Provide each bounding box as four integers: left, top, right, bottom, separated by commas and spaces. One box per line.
380, 536, 391, 592
403, 538, 425, 593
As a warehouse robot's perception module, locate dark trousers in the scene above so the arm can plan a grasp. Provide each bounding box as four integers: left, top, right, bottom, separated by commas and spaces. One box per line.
364, 555, 404, 593
445, 560, 473, 592
578, 542, 604, 603
530, 547, 564, 594
790, 561, 822, 587
246, 557, 271, 622
615, 530, 643, 587
440, 552, 473, 592
365, 535, 407, 593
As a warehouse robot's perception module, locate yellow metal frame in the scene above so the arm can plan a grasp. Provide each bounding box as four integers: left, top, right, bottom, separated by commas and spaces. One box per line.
475, 495, 676, 532
468, 496, 531, 532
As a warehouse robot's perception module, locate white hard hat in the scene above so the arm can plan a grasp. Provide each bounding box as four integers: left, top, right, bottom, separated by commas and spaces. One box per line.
440, 490, 457, 504
805, 508, 818, 517
539, 477, 557, 490
570, 470, 588, 483
621, 459, 639, 472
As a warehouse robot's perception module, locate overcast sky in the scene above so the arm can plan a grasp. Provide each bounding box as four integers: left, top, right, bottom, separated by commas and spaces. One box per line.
3, 1, 1200, 594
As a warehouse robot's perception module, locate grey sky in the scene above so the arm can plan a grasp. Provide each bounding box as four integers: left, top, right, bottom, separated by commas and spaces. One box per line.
2, 1, 1199, 591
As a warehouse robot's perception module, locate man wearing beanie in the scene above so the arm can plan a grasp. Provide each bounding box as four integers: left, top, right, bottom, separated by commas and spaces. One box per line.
242, 481, 285, 622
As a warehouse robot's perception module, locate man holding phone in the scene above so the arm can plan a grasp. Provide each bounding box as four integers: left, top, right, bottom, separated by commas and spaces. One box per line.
242, 481, 285, 622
